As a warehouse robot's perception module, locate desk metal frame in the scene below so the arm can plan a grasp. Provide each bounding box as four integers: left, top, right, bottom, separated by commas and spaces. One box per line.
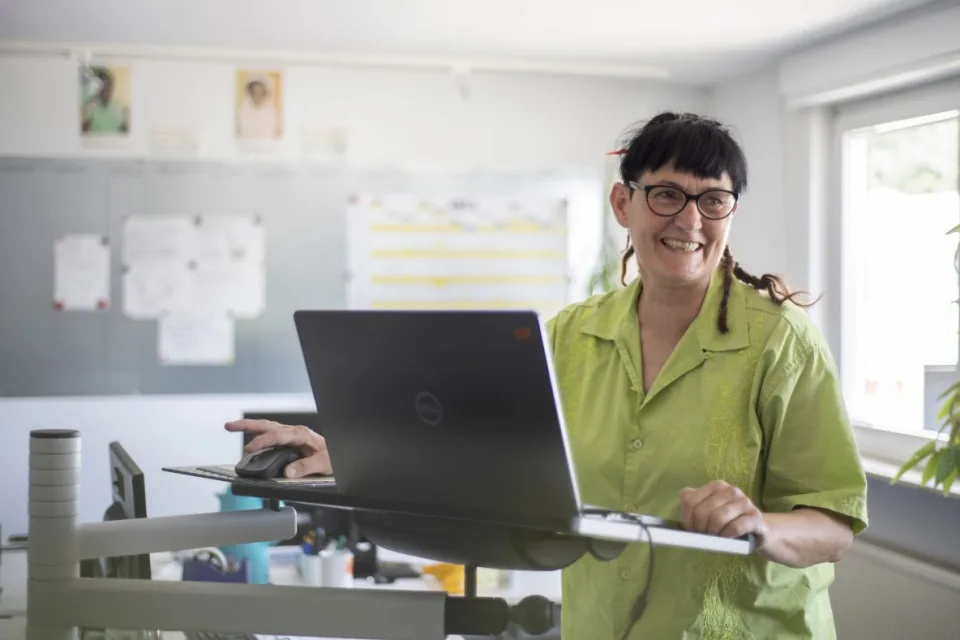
27, 430, 447, 640
26, 429, 753, 640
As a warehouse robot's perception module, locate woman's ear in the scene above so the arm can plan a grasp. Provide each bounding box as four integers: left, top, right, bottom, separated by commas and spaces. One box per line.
609, 182, 631, 229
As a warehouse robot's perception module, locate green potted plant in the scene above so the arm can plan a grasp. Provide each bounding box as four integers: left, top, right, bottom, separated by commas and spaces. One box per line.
894, 223, 960, 497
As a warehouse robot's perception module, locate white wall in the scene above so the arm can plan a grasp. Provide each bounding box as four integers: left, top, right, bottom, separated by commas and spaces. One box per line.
0, 393, 316, 536
778, 0, 960, 107
707, 66, 790, 282
0, 51, 709, 534
0, 54, 706, 170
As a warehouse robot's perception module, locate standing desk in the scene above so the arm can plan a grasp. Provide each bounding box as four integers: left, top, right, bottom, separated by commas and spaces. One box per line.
27, 429, 752, 640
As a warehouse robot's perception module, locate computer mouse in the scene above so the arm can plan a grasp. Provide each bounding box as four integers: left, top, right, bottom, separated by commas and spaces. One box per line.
235, 445, 304, 479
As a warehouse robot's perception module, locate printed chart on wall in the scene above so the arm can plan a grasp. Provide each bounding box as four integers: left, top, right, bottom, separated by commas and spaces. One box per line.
346, 194, 569, 318
120, 213, 266, 366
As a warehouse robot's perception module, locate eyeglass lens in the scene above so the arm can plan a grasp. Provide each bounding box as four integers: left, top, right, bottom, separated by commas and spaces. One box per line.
647, 185, 736, 218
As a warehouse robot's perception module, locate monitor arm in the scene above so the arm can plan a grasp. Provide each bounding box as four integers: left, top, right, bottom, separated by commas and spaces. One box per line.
27, 429, 505, 640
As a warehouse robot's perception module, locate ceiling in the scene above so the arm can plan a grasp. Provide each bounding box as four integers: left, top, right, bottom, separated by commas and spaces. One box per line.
0, 0, 943, 83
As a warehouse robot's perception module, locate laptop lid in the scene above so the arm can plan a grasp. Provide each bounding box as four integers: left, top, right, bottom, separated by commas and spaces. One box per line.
293, 309, 582, 529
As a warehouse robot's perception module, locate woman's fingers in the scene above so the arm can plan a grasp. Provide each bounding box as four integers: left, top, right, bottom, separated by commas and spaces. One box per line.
225, 418, 279, 435
244, 425, 325, 454
284, 455, 332, 479
244, 428, 297, 453
227, 419, 332, 477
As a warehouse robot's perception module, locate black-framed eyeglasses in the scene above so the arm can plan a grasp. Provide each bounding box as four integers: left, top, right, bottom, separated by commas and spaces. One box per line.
628, 181, 739, 220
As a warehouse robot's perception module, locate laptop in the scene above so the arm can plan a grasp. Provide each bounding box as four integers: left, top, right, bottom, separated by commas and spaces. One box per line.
290, 309, 754, 556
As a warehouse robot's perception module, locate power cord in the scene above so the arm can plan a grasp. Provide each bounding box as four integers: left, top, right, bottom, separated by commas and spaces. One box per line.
621, 518, 655, 640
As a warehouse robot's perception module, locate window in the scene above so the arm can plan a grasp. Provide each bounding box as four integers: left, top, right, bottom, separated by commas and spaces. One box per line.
839, 106, 960, 435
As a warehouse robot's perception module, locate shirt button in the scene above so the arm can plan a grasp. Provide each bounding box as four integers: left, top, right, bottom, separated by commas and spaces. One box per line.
632, 438, 643, 450
620, 569, 630, 581
625, 504, 638, 513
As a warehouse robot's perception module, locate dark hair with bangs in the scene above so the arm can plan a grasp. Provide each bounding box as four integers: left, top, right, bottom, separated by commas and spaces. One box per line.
616, 112, 815, 333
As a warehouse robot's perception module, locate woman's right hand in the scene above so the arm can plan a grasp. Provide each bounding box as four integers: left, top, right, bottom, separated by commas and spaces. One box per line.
225, 419, 333, 479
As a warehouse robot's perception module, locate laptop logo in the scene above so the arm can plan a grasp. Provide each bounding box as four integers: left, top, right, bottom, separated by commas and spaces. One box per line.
413, 391, 443, 426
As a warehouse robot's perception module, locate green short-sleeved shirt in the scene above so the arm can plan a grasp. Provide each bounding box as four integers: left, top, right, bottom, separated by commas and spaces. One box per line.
84, 101, 127, 134
546, 268, 868, 640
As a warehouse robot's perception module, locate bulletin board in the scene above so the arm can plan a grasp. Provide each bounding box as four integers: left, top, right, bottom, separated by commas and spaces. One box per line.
0, 157, 593, 397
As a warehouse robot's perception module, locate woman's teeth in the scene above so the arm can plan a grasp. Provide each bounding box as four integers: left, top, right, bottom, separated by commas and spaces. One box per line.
661, 238, 701, 252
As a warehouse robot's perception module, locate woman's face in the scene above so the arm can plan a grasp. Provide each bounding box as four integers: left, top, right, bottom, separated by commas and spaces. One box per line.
611, 165, 736, 289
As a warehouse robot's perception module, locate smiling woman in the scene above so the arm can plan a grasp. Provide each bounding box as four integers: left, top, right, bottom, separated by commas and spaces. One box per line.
547, 112, 869, 639
614, 113, 815, 332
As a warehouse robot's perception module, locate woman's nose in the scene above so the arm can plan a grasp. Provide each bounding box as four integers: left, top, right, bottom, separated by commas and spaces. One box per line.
673, 200, 702, 231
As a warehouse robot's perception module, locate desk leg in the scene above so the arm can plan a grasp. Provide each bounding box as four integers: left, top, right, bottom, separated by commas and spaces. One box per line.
28, 430, 82, 640
464, 564, 477, 599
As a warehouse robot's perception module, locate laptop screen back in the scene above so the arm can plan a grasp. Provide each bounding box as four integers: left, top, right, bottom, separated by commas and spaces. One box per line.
293, 309, 582, 528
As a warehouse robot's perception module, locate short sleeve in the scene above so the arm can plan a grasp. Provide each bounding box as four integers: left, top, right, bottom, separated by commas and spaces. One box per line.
758, 333, 869, 535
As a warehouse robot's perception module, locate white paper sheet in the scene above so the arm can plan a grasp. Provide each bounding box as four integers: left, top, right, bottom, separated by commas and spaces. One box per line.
122, 215, 197, 266
122, 263, 193, 319
192, 262, 265, 318
151, 126, 200, 156
158, 311, 235, 365
347, 194, 569, 315
53, 234, 111, 311
195, 214, 265, 265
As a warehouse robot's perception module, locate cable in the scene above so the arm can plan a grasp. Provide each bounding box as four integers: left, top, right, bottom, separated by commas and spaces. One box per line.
621, 518, 655, 640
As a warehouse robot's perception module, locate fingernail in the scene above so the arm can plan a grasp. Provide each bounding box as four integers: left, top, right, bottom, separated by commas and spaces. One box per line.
285, 466, 297, 479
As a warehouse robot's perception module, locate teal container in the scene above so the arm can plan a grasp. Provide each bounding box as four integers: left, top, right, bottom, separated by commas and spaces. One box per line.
216, 487, 274, 584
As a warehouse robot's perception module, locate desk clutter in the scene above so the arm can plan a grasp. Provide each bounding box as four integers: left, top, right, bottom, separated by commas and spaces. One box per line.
297, 529, 353, 588
14, 429, 570, 640
181, 548, 248, 584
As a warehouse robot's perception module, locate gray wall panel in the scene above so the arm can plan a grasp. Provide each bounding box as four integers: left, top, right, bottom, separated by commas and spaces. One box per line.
861, 475, 960, 571
0, 157, 587, 396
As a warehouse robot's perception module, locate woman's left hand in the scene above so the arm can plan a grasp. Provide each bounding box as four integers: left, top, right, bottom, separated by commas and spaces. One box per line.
679, 480, 769, 544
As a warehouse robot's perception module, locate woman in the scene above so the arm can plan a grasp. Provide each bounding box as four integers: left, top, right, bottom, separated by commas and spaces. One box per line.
227, 112, 868, 639
81, 67, 129, 135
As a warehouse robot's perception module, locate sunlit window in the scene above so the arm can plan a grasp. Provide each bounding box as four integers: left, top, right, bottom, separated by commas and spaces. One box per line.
840, 110, 960, 433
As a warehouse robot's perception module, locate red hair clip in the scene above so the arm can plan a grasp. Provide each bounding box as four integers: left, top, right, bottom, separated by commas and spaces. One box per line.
605, 149, 627, 156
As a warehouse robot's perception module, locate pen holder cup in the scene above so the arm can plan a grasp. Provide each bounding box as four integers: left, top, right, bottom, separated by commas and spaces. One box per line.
300, 549, 353, 588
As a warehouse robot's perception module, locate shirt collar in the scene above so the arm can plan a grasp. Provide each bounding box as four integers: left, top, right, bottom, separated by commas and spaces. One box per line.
580, 266, 750, 353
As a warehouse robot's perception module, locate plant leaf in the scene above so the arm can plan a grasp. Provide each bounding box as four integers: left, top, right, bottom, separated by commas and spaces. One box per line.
936, 391, 959, 420
922, 449, 944, 486
934, 446, 960, 485
948, 223, 960, 235
894, 440, 937, 482
941, 468, 958, 497
937, 380, 960, 401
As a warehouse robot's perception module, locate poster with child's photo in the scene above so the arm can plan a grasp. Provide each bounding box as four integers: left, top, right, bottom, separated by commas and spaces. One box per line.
235, 70, 284, 141
80, 65, 131, 137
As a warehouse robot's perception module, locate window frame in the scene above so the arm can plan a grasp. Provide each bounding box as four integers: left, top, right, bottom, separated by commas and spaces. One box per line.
830, 77, 960, 464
